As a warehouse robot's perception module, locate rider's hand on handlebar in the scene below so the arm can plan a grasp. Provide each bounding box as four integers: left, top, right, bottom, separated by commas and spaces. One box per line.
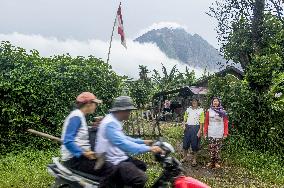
92, 121, 100, 127
83, 150, 96, 160
144, 140, 153, 145
150, 146, 164, 154
92, 117, 103, 127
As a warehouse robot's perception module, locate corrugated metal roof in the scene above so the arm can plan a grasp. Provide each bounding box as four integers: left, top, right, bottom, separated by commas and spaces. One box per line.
189, 86, 208, 95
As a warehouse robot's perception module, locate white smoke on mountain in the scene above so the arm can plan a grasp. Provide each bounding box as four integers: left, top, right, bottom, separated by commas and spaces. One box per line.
0, 32, 205, 79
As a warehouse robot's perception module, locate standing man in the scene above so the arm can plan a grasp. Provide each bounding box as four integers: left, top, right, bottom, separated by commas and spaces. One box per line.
182, 96, 204, 166
96, 96, 163, 188
61, 92, 115, 188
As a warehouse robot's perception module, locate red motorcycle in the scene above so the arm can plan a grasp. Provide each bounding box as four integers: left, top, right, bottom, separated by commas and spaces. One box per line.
47, 140, 210, 188
151, 141, 210, 188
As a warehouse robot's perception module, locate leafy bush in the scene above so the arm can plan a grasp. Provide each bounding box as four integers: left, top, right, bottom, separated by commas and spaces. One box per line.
270, 72, 284, 112
0, 42, 122, 154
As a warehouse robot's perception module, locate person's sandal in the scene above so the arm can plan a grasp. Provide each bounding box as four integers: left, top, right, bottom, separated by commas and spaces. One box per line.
215, 163, 221, 169
207, 162, 214, 168
191, 160, 197, 167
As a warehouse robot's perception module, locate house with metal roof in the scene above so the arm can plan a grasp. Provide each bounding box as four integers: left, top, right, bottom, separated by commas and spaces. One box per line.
152, 66, 244, 121
153, 66, 243, 99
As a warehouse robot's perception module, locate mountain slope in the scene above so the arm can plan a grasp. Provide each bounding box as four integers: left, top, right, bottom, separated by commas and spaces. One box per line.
134, 27, 226, 70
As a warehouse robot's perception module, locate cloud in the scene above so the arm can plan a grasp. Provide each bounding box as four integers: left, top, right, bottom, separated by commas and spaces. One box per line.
0, 32, 205, 79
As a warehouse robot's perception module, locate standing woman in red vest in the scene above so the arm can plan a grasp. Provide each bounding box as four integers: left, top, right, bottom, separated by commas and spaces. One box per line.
204, 97, 229, 168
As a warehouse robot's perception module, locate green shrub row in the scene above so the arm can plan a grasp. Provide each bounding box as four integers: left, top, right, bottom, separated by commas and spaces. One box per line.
0, 42, 122, 154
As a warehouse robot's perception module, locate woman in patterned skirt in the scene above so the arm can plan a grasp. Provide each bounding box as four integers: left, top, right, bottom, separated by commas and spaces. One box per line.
204, 97, 228, 168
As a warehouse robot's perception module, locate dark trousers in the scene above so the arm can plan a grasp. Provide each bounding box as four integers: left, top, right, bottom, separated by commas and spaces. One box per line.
115, 157, 147, 188
64, 156, 116, 188
183, 124, 200, 152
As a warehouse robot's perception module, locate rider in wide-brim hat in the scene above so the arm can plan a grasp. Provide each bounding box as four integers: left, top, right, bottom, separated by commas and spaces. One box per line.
96, 96, 163, 188
109, 96, 137, 112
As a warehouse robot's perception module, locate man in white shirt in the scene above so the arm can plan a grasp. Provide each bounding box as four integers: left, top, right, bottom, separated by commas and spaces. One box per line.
95, 96, 163, 188
182, 96, 204, 166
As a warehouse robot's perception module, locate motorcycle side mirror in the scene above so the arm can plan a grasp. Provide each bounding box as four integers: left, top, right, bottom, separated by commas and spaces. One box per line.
153, 141, 175, 156
162, 142, 175, 153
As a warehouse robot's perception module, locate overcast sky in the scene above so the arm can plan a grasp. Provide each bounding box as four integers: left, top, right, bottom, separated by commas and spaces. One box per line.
0, 0, 218, 78
0, 0, 217, 45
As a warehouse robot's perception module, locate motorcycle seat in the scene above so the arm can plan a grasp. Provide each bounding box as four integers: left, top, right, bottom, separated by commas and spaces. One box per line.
48, 162, 102, 182
69, 168, 102, 182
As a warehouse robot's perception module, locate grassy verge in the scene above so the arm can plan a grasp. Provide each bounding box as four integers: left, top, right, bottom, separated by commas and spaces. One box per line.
0, 149, 58, 188
222, 135, 284, 187
0, 124, 283, 188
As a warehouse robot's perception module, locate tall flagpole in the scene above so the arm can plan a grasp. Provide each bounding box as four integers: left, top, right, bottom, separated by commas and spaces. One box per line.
106, 2, 120, 64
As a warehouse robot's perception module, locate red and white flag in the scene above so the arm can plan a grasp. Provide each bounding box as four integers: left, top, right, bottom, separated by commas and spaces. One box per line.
116, 3, 127, 49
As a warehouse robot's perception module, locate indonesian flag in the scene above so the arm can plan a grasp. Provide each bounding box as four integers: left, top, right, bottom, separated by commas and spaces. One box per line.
117, 3, 127, 49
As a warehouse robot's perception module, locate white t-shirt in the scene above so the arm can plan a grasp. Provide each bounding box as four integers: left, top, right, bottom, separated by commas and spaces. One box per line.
208, 109, 224, 138
185, 107, 204, 125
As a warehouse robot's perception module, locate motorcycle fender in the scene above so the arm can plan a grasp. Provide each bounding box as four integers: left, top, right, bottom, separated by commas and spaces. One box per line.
174, 176, 211, 188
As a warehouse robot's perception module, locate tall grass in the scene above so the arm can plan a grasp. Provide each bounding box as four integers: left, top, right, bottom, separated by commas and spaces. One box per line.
223, 135, 284, 185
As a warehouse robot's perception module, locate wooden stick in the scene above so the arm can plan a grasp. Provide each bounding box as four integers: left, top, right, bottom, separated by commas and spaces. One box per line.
27, 129, 61, 143
27, 128, 108, 169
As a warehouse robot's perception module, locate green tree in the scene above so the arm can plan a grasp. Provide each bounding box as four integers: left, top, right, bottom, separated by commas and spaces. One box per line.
153, 64, 176, 90
151, 64, 196, 97
182, 67, 195, 86
208, 0, 284, 70
128, 80, 152, 108
139, 65, 150, 82
126, 65, 154, 108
